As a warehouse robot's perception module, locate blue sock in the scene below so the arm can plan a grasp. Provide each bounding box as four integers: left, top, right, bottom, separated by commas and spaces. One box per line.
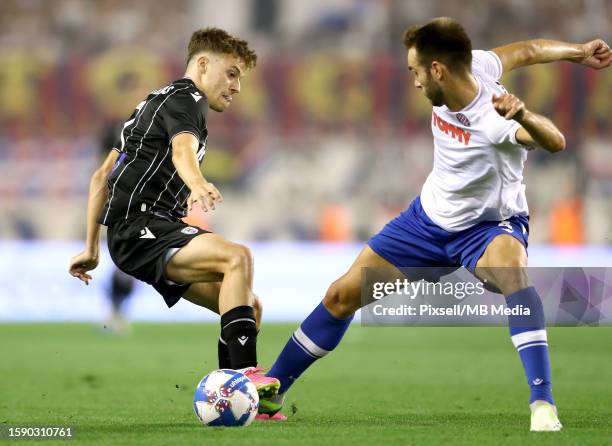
267, 302, 353, 393
507, 286, 554, 404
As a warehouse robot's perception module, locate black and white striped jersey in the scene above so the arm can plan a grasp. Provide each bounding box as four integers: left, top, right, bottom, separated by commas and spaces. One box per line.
99, 78, 209, 226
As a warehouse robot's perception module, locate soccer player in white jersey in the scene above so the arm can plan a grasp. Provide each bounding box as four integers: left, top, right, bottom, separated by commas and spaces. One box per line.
260, 18, 611, 429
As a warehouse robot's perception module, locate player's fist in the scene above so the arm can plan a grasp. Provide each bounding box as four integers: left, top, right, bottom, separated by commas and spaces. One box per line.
578, 39, 611, 70
188, 181, 223, 212
492, 93, 526, 121
69, 251, 99, 285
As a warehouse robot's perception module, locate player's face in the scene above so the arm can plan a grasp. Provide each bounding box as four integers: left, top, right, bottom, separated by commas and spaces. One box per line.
407, 48, 444, 107
200, 53, 246, 112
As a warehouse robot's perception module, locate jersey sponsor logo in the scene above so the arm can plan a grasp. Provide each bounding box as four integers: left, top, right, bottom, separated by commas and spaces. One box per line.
455, 113, 471, 127
498, 221, 514, 233
139, 227, 156, 239
181, 226, 199, 235
432, 112, 472, 145
190, 92, 202, 102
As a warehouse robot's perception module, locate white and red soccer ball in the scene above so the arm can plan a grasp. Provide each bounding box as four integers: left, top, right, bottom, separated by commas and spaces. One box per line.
193, 369, 259, 427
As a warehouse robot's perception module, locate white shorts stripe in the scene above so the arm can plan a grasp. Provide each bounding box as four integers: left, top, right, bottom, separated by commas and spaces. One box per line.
293, 327, 329, 358
517, 342, 548, 352
511, 329, 547, 348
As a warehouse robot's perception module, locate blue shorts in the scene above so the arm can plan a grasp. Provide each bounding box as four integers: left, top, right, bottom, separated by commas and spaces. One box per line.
368, 197, 529, 273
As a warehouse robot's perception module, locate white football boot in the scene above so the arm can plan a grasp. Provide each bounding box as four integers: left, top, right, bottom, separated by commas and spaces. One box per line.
530, 400, 563, 432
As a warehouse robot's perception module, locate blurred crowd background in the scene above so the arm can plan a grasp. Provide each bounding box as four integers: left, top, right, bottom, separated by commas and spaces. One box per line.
0, 0, 610, 244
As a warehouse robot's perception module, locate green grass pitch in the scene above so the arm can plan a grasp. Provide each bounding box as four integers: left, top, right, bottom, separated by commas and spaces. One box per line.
1, 323, 611, 445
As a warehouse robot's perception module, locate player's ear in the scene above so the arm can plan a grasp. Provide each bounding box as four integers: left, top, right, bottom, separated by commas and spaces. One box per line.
196, 55, 209, 74
430, 61, 443, 81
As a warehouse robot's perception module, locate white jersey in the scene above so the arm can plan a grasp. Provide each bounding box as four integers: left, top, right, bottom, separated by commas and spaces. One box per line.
420, 50, 529, 232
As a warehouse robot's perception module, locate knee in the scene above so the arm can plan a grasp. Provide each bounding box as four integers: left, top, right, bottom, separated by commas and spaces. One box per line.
478, 235, 527, 269
478, 254, 528, 295
322, 279, 359, 318
225, 244, 253, 273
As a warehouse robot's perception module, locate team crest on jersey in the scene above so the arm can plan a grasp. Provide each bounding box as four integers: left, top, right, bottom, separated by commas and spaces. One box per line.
455, 113, 471, 127
181, 226, 199, 235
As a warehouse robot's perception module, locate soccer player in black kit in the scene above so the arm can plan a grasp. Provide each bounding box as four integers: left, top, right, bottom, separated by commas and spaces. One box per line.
69, 28, 280, 396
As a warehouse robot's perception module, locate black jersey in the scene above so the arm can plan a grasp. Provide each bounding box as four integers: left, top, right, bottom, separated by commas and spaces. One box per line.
99, 78, 209, 226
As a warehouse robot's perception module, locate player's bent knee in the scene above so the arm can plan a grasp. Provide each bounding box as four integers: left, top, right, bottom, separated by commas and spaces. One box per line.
477, 255, 528, 295
323, 278, 360, 318
224, 244, 253, 273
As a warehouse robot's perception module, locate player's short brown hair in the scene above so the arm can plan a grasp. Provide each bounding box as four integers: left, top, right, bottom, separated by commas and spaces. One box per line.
187, 27, 257, 69
403, 17, 472, 72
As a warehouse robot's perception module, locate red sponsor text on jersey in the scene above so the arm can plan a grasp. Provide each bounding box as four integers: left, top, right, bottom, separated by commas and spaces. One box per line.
432, 112, 472, 146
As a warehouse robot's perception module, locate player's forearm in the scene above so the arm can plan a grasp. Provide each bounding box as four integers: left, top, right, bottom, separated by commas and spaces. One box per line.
494, 39, 585, 72
84, 169, 109, 255
516, 110, 566, 153
172, 145, 208, 190
527, 39, 586, 64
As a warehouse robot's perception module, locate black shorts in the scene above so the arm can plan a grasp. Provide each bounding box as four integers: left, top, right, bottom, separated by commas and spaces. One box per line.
107, 214, 210, 307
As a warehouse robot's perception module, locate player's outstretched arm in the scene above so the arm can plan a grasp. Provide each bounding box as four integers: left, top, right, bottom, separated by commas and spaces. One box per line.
492, 93, 565, 154
171, 133, 223, 213
492, 39, 611, 73
69, 149, 120, 284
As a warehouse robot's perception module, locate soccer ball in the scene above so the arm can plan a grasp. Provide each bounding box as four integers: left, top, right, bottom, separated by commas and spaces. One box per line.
193, 369, 259, 427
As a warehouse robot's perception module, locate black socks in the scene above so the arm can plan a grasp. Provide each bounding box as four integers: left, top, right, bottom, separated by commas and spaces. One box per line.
220, 306, 257, 369
217, 336, 231, 369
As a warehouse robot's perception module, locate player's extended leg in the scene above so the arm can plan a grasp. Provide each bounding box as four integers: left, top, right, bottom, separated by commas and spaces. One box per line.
183, 281, 263, 369
167, 233, 256, 370
165, 233, 279, 397
475, 234, 561, 431
261, 246, 396, 415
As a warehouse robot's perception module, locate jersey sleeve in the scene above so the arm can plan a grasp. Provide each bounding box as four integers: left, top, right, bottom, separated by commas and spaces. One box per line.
110, 126, 123, 153
162, 91, 206, 143
471, 50, 503, 81
487, 114, 523, 146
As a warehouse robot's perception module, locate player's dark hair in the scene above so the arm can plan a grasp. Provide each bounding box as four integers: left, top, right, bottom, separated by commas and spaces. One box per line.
187, 27, 257, 69
403, 17, 472, 73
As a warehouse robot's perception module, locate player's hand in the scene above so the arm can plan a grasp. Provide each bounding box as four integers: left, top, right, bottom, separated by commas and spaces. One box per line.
492, 93, 526, 121
69, 251, 99, 285
188, 181, 223, 212
577, 39, 611, 70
